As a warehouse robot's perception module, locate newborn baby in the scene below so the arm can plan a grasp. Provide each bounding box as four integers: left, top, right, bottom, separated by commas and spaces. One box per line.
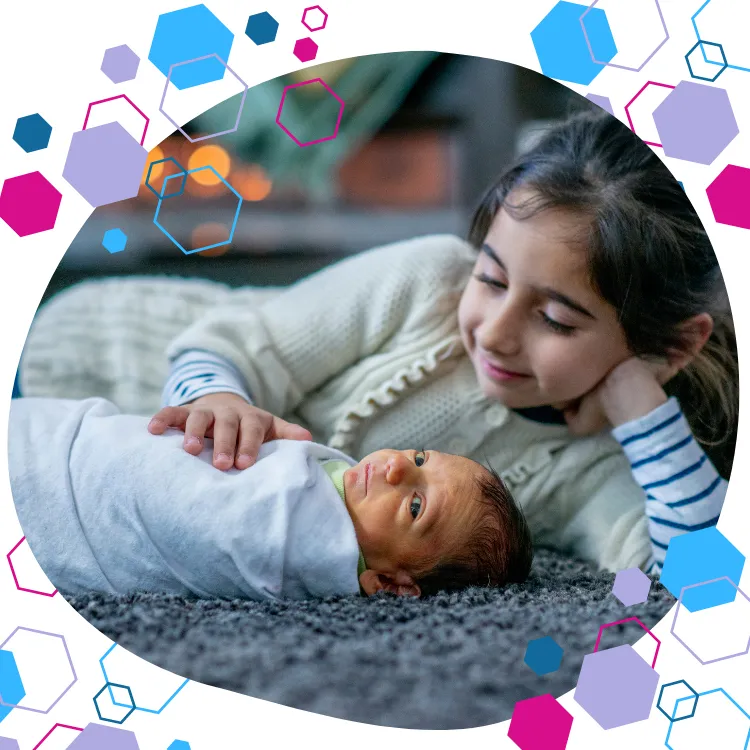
9, 397, 532, 601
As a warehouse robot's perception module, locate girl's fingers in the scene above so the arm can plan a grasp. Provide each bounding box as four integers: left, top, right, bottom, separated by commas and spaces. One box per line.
211, 410, 241, 470
148, 407, 189, 434
183, 409, 214, 455
235, 417, 266, 469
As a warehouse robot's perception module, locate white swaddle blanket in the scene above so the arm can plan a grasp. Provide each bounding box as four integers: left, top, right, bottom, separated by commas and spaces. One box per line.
8, 397, 361, 601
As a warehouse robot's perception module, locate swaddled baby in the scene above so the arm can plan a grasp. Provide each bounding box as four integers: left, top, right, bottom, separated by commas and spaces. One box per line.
8, 397, 532, 601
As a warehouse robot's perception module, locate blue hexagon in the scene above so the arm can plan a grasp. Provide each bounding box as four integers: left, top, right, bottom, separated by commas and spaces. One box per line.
245, 11, 279, 45
102, 228, 128, 254
661, 527, 745, 612
531, 1, 617, 85
524, 636, 564, 675
93, 682, 135, 724
0, 650, 25, 723
167, 742, 191, 750
148, 4, 234, 90
13, 114, 52, 153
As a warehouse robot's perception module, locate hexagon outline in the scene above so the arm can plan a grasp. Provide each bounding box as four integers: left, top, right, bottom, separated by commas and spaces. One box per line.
657, 679, 700, 722
145, 157, 188, 200
692, 0, 750, 73
100, 644, 189, 714
82, 94, 150, 147
594, 616, 661, 669
665, 688, 750, 750
30, 723, 83, 750
94, 682, 135, 725
159, 54, 248, 144
686, 40, 728, 82
670, 576, 750, 665
302, 5, 328, 32
6, 537, 58, 598
276, 77, 345, 147
0, 627, 77, 714
580, 0, 669, 72
624, 80, 675, 147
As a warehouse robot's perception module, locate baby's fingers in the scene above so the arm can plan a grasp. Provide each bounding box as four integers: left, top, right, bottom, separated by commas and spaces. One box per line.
235, 417, 265, 470
148, 407, 190, 435
211, 411, 241, 471
183, 409, 214, 456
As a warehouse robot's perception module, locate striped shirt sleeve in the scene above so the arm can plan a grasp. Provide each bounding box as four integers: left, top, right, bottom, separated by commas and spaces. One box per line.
611, 397, 727, 575
161, 349, 253, 408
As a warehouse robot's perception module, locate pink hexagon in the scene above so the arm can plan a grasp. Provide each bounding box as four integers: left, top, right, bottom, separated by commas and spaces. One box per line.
82, 94, 149, 146
276, 77, 344, 147
508, 694, 573, 750
625, 80, 675, 147
0, 172, 62, 238
31, 724, 82, 750
302, 5, 328, 31
293, 37, 318, 63
595, 616, 661, 669
6, 537, 57, 597
707, 165, 750, 231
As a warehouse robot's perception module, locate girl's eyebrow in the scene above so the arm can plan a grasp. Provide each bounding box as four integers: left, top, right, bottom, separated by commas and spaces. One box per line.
481, 242, 596, 320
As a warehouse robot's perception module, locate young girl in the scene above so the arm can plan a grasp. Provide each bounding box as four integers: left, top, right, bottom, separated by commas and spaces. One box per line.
20, 109, 737, 576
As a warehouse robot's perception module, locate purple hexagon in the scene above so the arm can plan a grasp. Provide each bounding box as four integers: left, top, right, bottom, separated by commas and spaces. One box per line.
707, 165, 750, 231
67, 723, 139, 750
0, 738, 20, 750
586, 93, 614, 115
276, 78, 344, 147
0, 172, 62, 237
508, 694, 573, 750
294, 37, 318, 63
63, 122, 147, 208
612, 567, 651, 606
653, 80, 739, 165
101, 45, 140, 84
574, 644, 659, 729
302, 5, 328, 32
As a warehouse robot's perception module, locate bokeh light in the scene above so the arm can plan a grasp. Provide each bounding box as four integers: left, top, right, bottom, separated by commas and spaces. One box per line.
192, 222, 232, 256
232, 165, 273, 201
141, 146, 164, 184
188, 145, 232, 186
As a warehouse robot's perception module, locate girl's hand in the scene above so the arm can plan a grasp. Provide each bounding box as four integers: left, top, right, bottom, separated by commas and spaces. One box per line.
560, 357, 671, 436
147, 392, 313, 471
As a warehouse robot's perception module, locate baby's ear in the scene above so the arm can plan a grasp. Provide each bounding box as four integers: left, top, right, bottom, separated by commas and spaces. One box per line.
359, 569, 421, 598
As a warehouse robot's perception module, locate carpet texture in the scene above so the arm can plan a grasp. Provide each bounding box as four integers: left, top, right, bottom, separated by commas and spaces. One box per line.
66, 548, 674, 729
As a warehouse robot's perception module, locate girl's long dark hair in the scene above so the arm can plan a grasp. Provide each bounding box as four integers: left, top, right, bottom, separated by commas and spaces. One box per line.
468, 108, 738, 478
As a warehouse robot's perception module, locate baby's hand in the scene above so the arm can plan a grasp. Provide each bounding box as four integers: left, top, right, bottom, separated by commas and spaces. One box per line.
148, 392, 312, 471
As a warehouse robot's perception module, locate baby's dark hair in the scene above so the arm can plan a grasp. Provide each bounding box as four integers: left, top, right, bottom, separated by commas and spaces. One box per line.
416, 465, 533, 597
468, 107, 738, 477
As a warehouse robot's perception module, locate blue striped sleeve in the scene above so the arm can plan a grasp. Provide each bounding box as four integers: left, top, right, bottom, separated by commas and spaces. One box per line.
611, 397, 727, 570
161, 349, 254, 408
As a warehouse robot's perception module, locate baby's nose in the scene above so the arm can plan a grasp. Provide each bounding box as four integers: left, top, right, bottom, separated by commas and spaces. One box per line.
385, 454, 410, 485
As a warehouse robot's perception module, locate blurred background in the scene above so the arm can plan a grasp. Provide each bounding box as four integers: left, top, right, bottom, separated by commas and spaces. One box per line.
46, 53, 589, 303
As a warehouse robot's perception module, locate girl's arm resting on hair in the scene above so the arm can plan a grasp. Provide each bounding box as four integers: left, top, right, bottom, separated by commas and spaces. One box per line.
612, 397, 727, 575
162, 349, 254, 407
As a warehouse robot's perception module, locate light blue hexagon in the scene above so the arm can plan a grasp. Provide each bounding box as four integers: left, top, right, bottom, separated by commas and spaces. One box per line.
167, 741, 191, 750
102, 228, 128, 254
531, 1, 617, 85
524, 636, 564, 675
148, 4, 234, 90
661, 527, 745, 612
0, 650, 25, 724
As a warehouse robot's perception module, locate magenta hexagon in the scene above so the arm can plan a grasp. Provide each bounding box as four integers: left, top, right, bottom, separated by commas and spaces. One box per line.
574, 644, 659, 729
0, 172, 62, 237
707, 165, 750, 231
276, 78, 344, 147
293, 37, 318, 62
62, 122, 148, 208
612, 567, 651, 606
653, 81, 739, 165
67, 723, 139, 750
302, 5, 328, 31
508, 694, 573, 750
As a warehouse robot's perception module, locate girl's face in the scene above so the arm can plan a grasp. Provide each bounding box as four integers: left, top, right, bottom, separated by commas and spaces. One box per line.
458, 196, 632, 409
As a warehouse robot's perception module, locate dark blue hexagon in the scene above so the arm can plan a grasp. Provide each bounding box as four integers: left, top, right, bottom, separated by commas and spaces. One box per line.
661, 527, 745, 612
148, 4, 234, 90
0, 650, 25, 723
524, 636, 564, 675
13, 114, 52, 153
245, 11, 279, 45
531, 1, 617, 85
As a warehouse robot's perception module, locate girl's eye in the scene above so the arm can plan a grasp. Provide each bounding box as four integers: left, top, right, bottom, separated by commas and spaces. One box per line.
410, 495, 423, 520
473, 273, 507, 290
414, 450, 426, 467
541, 313, 576, 336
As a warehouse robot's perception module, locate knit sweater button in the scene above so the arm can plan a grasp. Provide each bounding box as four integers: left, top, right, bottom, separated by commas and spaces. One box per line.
485, 404, 507, 427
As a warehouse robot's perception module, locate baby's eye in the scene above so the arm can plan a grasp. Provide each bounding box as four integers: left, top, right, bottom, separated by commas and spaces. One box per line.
410, 494, 423, 520
415, 450, 426, 467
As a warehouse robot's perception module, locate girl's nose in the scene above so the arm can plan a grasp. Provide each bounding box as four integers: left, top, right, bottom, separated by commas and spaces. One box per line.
478, 298, 524, 356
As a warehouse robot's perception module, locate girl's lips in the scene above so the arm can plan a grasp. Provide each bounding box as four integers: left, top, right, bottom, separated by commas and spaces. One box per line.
479, 354, 531, 382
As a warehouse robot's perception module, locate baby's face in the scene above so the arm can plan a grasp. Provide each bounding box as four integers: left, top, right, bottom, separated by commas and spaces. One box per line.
343, 449, 487, 576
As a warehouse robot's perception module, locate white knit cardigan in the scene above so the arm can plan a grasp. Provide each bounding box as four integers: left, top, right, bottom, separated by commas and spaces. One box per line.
21, 234, 651, 572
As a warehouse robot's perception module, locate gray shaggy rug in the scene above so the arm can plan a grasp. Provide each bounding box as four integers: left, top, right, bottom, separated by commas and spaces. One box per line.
66, 549, 674, 729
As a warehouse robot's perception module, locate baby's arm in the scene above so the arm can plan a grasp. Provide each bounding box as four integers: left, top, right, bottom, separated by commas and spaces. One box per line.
612, 397, 727, 574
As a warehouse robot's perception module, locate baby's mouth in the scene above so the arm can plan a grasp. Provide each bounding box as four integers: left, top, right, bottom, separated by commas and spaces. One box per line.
364, 463, 371, 496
